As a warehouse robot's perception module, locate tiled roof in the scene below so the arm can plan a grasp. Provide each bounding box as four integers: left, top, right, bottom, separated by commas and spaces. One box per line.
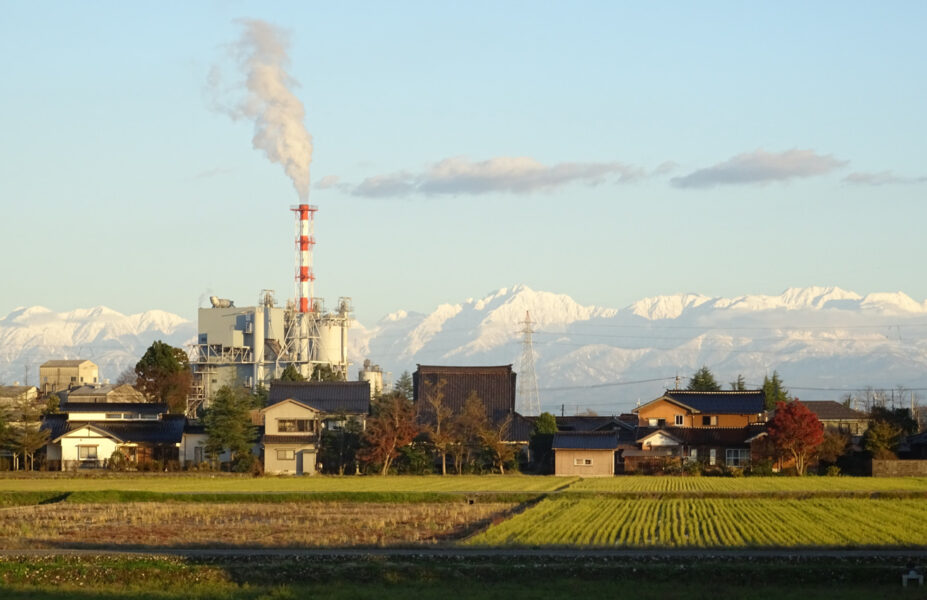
414, 365, 516, 428
556, 416, 627, 432
61, 402, 168, 415
659, 390, 766, 414
505, 413, 534, 443
44, 415, 186, 444
264, 434, 318, 445
800, 401, 868, 421
268, 382, 370, 414
0, 386, 36, 398
636, 424, 765, 446
553, 431, 620, 450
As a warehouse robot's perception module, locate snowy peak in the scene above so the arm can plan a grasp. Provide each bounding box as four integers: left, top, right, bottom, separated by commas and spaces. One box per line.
628, 293, 712, 320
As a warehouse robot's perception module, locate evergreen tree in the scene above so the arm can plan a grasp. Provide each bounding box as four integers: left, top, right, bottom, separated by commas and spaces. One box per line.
529, 412, 558, 474
729, 375, 747, 391
135, 340, 192, 413
310, 364, 343, 381
394, 371, 414, 400
204, 386, 257, 471
687, 366, 721, 392
319, 418, 363, 475
762, 371, 790, 411
279, 364, 305, 382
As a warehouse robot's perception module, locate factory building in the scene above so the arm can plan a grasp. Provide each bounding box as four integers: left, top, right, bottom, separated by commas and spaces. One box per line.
39, 360, 99, 395
186, 205, 354, 416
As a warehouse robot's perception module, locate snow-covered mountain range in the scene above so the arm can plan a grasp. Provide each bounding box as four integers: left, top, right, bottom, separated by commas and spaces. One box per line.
3, 285, 927, 414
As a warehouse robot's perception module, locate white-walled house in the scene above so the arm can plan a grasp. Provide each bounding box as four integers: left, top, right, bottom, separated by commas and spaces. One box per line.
43, 403, 185, 470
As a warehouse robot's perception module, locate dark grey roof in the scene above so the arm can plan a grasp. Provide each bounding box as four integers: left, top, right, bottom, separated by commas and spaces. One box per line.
414, 365, 516, 428
556, 416, 630, 432
800, 401, 868, 421
660, 390, 766, 414
552, 431, 620, 450
636, 424, 765, 446
60, 402, 168, 415
268, 382, 370, 415
505, 413, 534, 443
43, 414, 186, 444
264, 434, 318, 444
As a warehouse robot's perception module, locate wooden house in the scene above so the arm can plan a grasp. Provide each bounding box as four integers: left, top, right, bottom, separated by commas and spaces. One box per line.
552, 431, 620, 477
633, 390, 766, 428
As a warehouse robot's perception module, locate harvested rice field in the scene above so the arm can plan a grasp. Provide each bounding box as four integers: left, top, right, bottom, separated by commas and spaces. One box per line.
0, 501, 515, 549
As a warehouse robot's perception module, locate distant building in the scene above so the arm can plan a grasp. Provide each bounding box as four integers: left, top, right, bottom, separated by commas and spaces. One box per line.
60, 383, 147, 404
0, 385, 38, 408
801, 400, 869, 439
552, 431, 621, 477
357, 359, 384, 398
38, 360, 98, 395
267, 381, 370, 430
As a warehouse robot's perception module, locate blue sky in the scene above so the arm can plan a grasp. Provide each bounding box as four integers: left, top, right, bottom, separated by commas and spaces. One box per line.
1, 2, 925, 325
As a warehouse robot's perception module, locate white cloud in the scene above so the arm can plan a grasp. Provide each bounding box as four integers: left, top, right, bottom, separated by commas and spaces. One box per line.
315, 175, 341, 189
843, 170, 927, 186
670, 149, 848, 189
350, 156, 646, 197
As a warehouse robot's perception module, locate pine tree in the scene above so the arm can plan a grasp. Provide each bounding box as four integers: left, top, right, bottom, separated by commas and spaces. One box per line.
729, 375, 747, 391
204, 386, 257, 471
762, 371, 790, 410
394, 371, 414, 400
687, 366, 721, 391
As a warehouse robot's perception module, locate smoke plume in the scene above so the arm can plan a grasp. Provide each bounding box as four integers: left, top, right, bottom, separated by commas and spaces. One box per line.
214, 19, 313, 200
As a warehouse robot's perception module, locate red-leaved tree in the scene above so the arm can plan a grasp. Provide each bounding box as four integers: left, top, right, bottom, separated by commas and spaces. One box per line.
359, 392, 418, 475
766, 400, 824, 476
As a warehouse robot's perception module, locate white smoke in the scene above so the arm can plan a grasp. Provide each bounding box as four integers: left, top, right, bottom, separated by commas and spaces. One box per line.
212, 19, 313, 200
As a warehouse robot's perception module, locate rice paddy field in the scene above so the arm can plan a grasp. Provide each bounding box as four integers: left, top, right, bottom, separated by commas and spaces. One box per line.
468, 495, 927, 548
570, 475, 927, 493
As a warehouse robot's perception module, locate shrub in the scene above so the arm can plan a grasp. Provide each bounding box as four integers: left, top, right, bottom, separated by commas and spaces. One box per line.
825, 465, 841, 477
747, 459, 774, 476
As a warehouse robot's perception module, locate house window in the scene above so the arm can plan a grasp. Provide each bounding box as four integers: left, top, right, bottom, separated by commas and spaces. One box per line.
276, 449, 296, 461
278, 419, 312, 433
688, 448, 698, 462
106, 413, 123, 420
674, 415, 684, 426
725, 448, 750, 468
709, 449, 717, 466
702, 415, 718, 426
194, 446, 203, 463
573, 458, 593, 466
140, 414, 158, 420
78, 446, 98, 460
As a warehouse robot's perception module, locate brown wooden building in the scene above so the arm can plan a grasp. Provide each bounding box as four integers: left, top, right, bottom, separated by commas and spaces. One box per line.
633, 390, 766, 429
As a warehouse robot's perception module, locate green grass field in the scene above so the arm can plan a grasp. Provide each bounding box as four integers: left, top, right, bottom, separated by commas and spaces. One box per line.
0, 554, 921, 600
467, 495, 927, 548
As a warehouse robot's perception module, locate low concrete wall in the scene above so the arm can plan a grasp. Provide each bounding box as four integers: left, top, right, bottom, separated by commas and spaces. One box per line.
871, 459, 927, 477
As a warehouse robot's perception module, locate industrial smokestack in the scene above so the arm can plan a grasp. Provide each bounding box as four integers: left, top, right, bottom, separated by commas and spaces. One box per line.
212, 19, 313, 200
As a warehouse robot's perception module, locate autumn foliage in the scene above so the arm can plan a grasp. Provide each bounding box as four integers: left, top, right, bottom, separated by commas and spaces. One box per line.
359, 392, 419, 475
767, 400, 824, 476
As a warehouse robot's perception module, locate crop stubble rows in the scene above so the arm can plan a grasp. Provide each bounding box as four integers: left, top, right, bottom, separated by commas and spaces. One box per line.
0, 501, 515, 549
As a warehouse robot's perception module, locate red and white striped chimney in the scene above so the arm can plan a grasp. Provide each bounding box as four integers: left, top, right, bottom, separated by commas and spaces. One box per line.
294, 204, 317, 313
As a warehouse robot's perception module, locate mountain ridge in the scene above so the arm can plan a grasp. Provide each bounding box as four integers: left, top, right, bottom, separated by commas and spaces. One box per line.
2, 286, 926, 413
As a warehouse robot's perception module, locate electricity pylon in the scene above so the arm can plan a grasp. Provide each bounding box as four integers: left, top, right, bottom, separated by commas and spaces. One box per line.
516, 311, 541, 416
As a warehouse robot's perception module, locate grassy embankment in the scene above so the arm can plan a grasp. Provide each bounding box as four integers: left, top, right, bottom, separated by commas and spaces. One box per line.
1, 553, 924, 600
